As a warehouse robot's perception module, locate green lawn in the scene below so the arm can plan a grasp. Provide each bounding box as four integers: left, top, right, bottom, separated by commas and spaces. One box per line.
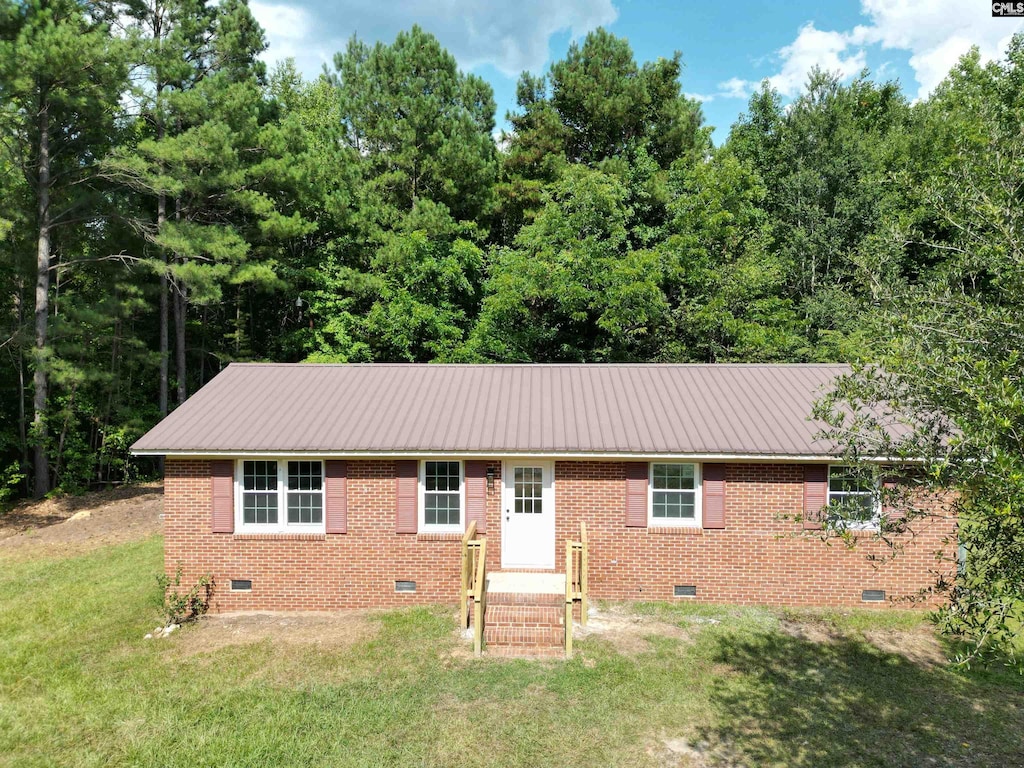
1, 537, 1021, 767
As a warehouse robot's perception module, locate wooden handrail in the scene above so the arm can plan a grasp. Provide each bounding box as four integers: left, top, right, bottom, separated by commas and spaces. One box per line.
579, 521, 588, 627
472, 538, 486, 656
564, 522, 590, 657
460, 521, 478, 630
459, 521, 487, 656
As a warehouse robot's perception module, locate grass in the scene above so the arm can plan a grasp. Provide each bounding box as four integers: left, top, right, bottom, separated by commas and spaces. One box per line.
1, 538, 1022, 767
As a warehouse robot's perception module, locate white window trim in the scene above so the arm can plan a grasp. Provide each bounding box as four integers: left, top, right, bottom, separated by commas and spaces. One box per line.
827, 464, 881, 531
419, 459, 465, 534
648, 462, 703, 528
234, 458, 326, 534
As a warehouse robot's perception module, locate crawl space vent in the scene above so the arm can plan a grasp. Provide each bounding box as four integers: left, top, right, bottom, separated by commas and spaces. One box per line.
395, 580, 416, 593
674, 585, 697, 598
861, 589, 885, 602
230, 579, 252, 592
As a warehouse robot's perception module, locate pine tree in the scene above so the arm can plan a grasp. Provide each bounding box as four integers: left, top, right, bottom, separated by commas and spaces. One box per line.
107, 0, 306, 404
0, 0, 127, 495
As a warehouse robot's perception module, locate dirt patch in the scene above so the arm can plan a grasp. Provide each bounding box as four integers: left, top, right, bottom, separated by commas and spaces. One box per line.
0, 482, 163, 557
173, 610, 379, 656
575, 605, 695, 655
778, 617, 842, 645
862, 628, 948, 668
780, 617, 948, 668
647, 735, 742, 768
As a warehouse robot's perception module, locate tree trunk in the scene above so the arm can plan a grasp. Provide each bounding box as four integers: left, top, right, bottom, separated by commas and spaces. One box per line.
158, 190, 168, 417
32, 103, 51, 498
173, 276, 186, 404
16, 280, 29, 495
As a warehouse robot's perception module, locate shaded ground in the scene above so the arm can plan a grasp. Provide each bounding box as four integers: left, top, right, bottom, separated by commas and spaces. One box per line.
0, 482, 162, 556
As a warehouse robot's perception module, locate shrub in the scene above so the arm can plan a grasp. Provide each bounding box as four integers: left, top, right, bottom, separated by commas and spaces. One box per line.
157, 566, 214, 625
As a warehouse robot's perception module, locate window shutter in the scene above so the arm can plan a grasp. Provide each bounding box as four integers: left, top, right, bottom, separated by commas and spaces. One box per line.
464, 460, 487, 533
625, 462, 649, 527
395, 460, 418, 534
325, 460, 348, 534
803, 464, 828, 530
702, 463, 727, 529
211, 460, 234, 533
882, 474, 903, 521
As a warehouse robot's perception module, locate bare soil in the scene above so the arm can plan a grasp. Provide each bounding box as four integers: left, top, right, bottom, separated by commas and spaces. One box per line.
779, 616, 947, 667
0, 482, 163, 557
173, 610, 379, 657
575, 604, 695, 655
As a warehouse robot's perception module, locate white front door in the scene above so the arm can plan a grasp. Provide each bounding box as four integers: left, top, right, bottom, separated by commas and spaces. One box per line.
501, 461, 555, 569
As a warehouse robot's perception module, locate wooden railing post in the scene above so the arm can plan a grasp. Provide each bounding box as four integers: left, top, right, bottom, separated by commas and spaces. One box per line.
460, 521, 477, 630
565, 539, 573, 658
580, 522, 588, 628
473, 538, 486, 656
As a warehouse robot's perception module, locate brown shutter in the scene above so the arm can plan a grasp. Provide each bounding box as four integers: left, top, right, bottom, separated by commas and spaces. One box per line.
882, 474, 903, 521
803, 464, 828, 530
464, 460, 487, 533
211, 460, 234, 533
325, 460, 348, 534
625, 462, 649, 527
702, 463, 727, 529
395, 460, 418, 534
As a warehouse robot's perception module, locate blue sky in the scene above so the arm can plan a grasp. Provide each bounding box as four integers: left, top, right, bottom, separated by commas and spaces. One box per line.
251, 0, 1024, 143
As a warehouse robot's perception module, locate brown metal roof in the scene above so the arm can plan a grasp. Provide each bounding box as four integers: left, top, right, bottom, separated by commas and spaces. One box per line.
131, 363, 852, 456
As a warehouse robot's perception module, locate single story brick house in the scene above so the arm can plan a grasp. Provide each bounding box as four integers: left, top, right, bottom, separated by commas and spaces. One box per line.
132, 363, 954, 612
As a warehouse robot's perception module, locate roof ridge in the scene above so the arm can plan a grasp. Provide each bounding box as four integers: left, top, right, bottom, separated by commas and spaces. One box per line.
224, 362, 852, 369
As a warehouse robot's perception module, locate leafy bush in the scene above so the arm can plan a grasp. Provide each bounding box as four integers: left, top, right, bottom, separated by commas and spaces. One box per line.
156, 566, 214, 625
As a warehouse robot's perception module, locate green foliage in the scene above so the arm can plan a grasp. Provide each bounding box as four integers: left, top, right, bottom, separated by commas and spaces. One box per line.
156, 565, 213, 624
333, 25, 496, 227
815, 35, 1024, 669
471, 165, 666, 361
523, 27, 709, 169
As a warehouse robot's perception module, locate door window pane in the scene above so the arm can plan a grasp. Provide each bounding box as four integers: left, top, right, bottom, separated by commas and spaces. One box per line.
513, 467, 543, 514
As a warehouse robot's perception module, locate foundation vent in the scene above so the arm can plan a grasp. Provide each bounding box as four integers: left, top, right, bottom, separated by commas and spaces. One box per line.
395, 580, 416, 593
861, 589, 885, 602
230, 579, 252, 592
674, 585, 697, 598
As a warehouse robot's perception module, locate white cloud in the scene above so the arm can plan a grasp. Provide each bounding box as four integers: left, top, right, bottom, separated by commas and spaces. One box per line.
684, 92, 715, 103
858, 0, 1024, 99
252, 0, 618, 80
251, 1, 336, 79
717, 23, 867, 100
717, 77, 750, 99
769, 23, 867, 96
719, 2, 1024, 105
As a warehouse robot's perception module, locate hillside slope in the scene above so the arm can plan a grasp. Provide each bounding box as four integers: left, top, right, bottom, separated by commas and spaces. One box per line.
0, 483, 162, 557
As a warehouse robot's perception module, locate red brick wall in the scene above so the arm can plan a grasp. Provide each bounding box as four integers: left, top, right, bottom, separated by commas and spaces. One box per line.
164, 459, 956, 612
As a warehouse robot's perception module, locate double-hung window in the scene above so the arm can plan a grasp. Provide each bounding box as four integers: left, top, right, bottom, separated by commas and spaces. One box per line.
827, 466, 880, 531
649, 463, 702, 527
420, 460, 463, 533
238, 459, 324, 532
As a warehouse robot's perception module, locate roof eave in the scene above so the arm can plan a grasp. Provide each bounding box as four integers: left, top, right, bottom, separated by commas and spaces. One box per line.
131, 448, 877, 463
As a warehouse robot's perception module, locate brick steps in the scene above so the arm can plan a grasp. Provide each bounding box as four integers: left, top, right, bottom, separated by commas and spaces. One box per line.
481, 592, 566, 657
